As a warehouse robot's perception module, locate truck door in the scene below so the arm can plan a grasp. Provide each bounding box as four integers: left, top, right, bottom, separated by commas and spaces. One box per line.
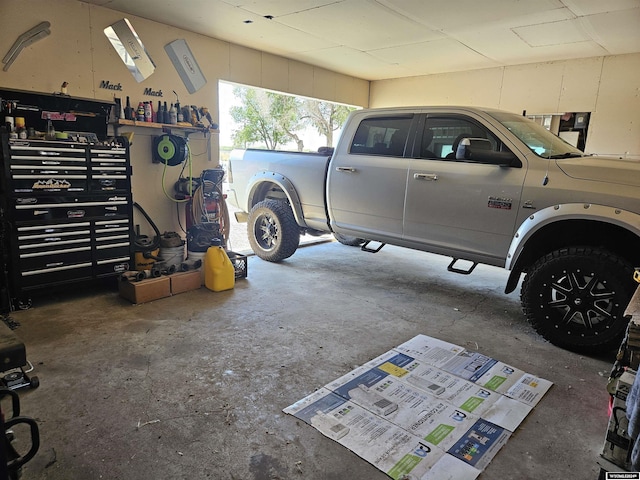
327, 114, 416, 240
403, 114, 526, 265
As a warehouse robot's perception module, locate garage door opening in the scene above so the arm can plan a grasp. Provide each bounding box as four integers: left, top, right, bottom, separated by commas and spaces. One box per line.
218, 81, 357, 254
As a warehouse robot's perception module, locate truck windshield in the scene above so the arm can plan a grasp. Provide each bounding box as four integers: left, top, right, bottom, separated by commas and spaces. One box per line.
488, 111, 585, 159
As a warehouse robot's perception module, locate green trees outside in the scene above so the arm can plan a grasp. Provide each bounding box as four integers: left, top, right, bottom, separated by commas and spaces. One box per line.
229, 86, 355, 151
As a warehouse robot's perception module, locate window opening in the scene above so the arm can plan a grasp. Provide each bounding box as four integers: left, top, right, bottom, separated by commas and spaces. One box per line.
350, 116, 413, 156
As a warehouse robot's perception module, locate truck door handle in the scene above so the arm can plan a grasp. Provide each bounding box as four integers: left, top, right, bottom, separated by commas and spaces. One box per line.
336, 167, 357, 172
414, 173, 438, 181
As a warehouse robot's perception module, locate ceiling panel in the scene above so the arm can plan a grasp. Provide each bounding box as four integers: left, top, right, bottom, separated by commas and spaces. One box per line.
377, 0, 566, 30
580, 9, 640, 53
276, 0, 444, 51
232, 0, 345, 17
560, 0, 640, 15
289, 45, 419, 80
369, 38, 500, 76
514, 18, 592, 47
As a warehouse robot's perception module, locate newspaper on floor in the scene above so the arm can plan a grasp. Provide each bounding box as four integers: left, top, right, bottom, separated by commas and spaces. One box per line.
284, 334, 552, 479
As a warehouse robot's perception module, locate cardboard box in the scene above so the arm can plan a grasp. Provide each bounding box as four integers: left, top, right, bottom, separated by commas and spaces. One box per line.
170, 271, 201, 295
602, 370, 636, 470
119, 276, 171, 304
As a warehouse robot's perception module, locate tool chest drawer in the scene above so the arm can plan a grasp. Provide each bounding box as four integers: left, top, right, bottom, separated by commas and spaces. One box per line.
89, 146, 131, 193
12, 196, 130, 223
19, 262, 94, 289
9, 165, 88, 193
6, 141, 89, 194
94, 218, 132, 263
8, 142, 87, 164
16, 221, 92, 254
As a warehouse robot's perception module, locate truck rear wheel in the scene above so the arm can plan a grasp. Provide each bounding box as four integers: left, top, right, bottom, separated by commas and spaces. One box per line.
521, 247, 635, 354
248, 199, 300, 262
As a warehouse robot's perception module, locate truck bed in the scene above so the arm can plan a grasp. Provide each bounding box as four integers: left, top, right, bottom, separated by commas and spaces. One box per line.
227, 148, 332, 231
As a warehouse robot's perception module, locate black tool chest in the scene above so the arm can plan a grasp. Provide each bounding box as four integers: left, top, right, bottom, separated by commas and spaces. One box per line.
0, 89, 133, 310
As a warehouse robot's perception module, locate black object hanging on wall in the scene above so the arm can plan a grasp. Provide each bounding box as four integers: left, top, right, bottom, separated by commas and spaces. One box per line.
152, 134, 188, 166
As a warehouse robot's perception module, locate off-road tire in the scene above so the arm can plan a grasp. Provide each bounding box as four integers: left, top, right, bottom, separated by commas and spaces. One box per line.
248, 199, 300, 262
333, 233, 366, 247
521, 246, 635, 354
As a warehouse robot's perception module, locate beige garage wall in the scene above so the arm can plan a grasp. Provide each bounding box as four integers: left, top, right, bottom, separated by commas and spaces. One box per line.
370, 53, 640, 159
0, 0, 369, 235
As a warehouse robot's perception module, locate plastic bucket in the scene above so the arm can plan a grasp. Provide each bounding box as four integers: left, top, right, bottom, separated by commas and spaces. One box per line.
187, 250, 206, 285
159, 244, 185, 272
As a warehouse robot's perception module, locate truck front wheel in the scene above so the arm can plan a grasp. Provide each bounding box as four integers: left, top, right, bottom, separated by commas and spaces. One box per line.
248, 199, 300, 262
521, 247, 635, 354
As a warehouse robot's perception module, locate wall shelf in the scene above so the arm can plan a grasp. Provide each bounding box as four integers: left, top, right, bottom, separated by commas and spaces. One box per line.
111, 119, 219, 137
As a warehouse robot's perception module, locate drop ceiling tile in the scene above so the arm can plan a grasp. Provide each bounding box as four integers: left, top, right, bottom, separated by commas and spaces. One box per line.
229, 0, 343, 17
561, 0, 640, 16
288, 46, 417, 80
513, 18, 590, 47
444, 5, 577, 35
277, 0, 443, 51
377, 0, 565, 30
580, 8, 640, 54
368, 38, 500, 75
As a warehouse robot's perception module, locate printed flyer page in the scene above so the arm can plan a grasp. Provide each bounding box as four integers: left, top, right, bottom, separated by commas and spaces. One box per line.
283, 388, 479, 479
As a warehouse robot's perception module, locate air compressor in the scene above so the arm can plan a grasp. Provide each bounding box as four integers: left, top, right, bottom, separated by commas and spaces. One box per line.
174, 168, 229, 251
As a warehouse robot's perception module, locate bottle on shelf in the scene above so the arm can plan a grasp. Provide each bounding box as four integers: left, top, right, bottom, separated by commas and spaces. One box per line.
45, 114, 55, 140
12, 116, 24, 139
4, 116, 14, 133
156, 101, 163, 124
118, 98, 125, 120
176, 100, 183, 123
169, 103, 177, 125
124, 96, 133, 120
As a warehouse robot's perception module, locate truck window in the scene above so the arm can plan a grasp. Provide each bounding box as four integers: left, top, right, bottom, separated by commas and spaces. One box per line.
350, 116, 413, 157
420, 117, 499, 161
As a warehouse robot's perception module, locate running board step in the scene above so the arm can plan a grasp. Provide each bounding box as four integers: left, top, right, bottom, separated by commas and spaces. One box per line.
447, 258, 478, 275
361, 241, 385, 253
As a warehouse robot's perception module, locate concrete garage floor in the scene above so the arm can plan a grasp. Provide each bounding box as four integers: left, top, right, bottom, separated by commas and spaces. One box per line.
7, 240, 616, 480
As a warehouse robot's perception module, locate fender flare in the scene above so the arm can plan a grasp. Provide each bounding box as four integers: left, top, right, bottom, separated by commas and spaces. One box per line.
245, 171, 307, 228
504, 203, 640, 293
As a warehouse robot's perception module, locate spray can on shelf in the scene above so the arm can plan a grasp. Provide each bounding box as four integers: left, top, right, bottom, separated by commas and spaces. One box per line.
144, 101, 152, 122
136, 102, 145, 121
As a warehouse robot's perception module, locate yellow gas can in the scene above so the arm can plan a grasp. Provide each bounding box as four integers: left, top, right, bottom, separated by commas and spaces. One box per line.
204, 246, 235, 292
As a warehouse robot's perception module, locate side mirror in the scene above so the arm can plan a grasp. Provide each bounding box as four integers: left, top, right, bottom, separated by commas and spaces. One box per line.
471, 150, 521, 167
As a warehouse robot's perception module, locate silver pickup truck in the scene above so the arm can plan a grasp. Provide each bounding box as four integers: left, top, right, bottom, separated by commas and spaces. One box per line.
227, 106, 640, 353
